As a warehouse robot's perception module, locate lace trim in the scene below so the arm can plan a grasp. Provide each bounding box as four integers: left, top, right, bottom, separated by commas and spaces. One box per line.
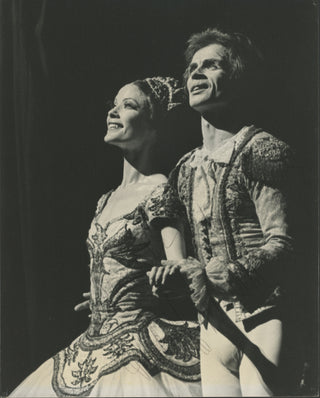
179, 257, 210, 314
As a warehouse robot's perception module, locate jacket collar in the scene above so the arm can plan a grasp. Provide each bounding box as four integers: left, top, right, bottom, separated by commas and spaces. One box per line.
202, 125, 254, 164
189, 125, 258, 168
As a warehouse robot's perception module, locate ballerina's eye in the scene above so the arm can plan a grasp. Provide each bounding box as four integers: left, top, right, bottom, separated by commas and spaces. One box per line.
123, 101, 137, 109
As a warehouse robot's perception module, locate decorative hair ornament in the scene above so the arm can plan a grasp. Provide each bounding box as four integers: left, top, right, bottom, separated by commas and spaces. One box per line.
144, 76, 186, 111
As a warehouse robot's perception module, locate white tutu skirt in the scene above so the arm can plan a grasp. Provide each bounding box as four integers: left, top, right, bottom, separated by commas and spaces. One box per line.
10, 316, 201, 397
10, 357, 201, 397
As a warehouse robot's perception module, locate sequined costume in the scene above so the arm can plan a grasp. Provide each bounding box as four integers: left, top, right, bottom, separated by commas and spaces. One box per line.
10, 183, 201, 397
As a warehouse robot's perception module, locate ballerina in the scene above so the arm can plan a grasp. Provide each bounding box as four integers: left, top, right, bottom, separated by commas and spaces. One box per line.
10, 77, 201, 397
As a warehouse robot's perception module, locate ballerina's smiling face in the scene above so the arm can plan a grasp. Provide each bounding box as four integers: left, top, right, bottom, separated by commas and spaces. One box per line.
104, 84, 156, 151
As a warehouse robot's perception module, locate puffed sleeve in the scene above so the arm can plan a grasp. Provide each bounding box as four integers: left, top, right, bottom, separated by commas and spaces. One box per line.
94, 193, 110, 217
144, 183, 186, 229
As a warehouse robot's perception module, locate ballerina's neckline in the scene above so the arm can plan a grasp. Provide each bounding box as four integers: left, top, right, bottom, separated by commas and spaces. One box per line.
95, 180, 166, 229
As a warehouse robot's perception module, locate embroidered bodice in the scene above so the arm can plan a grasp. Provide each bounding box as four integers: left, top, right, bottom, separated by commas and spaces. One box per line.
86, 185, 175, 336
52, 183, 200, 397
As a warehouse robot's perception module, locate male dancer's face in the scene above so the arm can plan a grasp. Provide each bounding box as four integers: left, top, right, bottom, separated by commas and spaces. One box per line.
187, 43, 231, 115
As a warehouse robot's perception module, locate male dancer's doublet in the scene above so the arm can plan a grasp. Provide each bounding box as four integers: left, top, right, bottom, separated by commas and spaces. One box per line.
169, 125, 293, 320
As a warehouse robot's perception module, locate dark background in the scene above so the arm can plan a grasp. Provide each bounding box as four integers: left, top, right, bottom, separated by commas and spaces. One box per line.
0, 0, 318, 395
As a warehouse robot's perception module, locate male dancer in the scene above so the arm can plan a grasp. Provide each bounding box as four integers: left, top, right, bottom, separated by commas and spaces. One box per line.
157, 28, 293, 396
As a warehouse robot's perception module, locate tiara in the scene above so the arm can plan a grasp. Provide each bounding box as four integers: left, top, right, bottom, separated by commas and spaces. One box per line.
145, 77, 185, 111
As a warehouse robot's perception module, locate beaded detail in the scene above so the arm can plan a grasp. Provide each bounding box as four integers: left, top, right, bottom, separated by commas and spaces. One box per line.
145, 76, 186, 111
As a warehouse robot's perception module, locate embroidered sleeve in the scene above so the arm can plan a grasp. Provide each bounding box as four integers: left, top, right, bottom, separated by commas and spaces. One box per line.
225, 180, 293, 311
144, 183, 185, 228
204, 136, 294, 311
241, 135, 294, 189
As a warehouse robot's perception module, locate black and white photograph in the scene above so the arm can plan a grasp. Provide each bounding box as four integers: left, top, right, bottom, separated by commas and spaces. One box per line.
1, 0, 319, 396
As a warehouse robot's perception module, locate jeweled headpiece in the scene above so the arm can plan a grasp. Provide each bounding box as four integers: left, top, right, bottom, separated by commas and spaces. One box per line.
143, 76, 186, 112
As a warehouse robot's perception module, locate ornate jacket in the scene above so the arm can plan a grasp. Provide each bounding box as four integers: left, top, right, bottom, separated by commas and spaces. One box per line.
169, 125, 294, 322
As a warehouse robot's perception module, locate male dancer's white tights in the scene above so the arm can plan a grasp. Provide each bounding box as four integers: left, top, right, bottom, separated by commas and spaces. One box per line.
200, 308, 282, 397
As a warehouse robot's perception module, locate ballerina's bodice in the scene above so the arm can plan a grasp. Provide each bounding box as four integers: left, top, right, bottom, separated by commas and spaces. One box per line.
86, 189, 166, 336
50, 184, 200, 397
